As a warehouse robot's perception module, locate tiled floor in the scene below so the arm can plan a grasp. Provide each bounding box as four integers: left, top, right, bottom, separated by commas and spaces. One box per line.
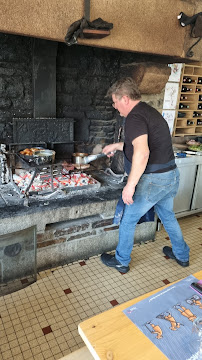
0, 213, 202, 360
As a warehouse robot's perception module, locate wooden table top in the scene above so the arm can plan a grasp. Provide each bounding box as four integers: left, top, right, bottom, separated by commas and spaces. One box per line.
78, 270, 202, 360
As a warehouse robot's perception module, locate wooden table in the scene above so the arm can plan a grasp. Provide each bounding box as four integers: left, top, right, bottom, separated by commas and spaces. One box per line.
78, 270, 202, 360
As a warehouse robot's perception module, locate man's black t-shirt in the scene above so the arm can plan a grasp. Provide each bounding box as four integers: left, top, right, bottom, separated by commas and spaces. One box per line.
124, 101, 176, 173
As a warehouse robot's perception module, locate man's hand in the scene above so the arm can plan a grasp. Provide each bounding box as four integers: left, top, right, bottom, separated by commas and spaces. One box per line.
102, 142, 124, 157
122, 134, 149, 205
122, 183, 135, 205
102, 144, 115, 157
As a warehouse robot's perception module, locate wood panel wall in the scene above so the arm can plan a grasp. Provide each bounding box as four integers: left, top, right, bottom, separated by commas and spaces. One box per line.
0, 0, 200, 60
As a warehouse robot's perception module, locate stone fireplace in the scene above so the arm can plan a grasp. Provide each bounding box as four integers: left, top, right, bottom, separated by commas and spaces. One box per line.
0, 32, 167, 274
0, 33, 167, 149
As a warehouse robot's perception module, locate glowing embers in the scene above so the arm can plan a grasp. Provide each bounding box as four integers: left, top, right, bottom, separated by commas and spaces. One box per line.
13, 170, 99, 194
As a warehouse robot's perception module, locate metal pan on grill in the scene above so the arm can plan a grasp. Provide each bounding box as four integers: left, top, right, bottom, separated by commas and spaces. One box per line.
19, 148, 55, 165
33, 149, 56, 165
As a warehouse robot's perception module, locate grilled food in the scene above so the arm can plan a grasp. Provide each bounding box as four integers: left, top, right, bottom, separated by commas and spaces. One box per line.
20, 148, 41, 156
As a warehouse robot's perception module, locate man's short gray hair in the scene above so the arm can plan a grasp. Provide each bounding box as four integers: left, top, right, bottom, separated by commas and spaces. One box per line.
107, 77, 141, 100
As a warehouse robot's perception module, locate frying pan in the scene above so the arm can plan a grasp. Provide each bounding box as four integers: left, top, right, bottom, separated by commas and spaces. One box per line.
19, 149, 56, 165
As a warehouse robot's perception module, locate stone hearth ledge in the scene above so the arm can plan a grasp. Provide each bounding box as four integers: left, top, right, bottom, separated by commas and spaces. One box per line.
0, 173, 157, 270
0, 186, 121, 235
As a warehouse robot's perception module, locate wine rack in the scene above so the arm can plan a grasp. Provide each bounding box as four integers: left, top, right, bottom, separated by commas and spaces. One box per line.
173, 63, 202, 136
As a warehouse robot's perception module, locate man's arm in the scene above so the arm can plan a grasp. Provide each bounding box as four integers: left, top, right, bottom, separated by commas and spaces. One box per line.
122, 134, 150, 205
102, 142, 124, 156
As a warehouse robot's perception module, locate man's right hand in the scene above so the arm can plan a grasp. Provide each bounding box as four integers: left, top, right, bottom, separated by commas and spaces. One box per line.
102, 142, 124, 156
102, 145, 116, 157
122, 183, 135, 205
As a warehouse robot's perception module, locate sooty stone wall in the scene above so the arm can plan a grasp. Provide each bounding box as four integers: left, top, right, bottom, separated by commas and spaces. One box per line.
0, 33, 33, 143
56, 44, 121, 152
0, 32, 165, 148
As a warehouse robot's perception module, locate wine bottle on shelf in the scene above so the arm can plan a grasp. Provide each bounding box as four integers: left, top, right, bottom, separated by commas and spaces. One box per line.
183, 77, 191, 83
199, 95, 202, 101
196, 88, 201, 92
179, 103, 189, 109
197, 119, 202, 125
178, 112, 186, 118
193, 111, 202, 117
198, 104, 202, 110
198, 77, 202, 84
180, 95, 187, 100
181, 86, 192, 92
183, 77, 196, 83
187, 120, 194, 126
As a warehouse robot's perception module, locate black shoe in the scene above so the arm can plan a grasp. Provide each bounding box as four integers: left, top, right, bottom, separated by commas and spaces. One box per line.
163, 246, 189, 267
100, 253, 130, 273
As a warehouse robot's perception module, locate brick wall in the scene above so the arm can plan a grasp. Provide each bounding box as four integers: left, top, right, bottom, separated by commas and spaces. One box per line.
37, 215, 118, 250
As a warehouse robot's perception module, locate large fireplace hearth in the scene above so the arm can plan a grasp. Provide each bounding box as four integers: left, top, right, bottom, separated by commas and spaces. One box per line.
0, 34, 161, 277
0, 170, 157, 272
0, 172, 122, 271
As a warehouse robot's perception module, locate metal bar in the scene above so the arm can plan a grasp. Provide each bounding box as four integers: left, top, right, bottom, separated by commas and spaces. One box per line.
24, 168, 38, 196
33, 39, 58, 118
0, 193, 9, 206
50, 165, 54, 192
84, 0, 90, 21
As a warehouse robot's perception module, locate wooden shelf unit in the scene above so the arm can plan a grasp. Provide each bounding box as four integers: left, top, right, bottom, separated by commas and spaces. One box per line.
173, 63, 202, 137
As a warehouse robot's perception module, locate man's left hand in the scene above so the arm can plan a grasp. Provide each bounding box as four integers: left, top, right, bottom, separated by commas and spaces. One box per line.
122, 184, 135, 205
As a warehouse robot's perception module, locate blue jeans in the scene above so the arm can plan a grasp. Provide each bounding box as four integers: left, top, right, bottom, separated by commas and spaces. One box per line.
115, 168, 190, 266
